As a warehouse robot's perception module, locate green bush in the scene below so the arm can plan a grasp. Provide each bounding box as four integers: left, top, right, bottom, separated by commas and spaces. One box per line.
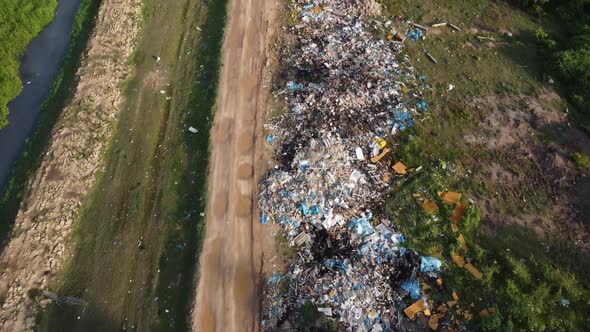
0, 0, 58, 128
572, 152, 590, 169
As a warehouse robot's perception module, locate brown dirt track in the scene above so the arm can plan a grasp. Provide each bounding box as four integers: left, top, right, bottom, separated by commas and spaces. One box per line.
191, 0, 278, 330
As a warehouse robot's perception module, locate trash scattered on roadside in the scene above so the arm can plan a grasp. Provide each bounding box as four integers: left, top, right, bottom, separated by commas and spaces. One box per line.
188, 126, 199, 133
256, 0, 483, 330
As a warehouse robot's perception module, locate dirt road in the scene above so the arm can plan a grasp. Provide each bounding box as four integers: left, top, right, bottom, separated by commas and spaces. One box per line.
191, 0, 277, 330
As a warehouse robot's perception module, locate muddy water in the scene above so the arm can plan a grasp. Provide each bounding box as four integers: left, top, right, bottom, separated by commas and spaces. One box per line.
0, 0, 83, 191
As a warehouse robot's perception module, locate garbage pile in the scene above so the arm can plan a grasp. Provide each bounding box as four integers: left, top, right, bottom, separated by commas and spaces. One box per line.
259, 0, 436, 330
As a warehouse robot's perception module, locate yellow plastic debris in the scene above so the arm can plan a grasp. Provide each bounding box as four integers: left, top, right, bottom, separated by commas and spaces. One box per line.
446, 300, 458, 308
412, 193, 422, 198
370, 147, 391, 163
421, 200, 439, 214
373, 137, 387, 149
392, 161, 407, 174
452, 291, 459, 301
429, 314, 439, 330
404, 299, 426, 320
451, 254, 466, 268
423, 308, 432, 316
464, 263, 483, 280
457, 234, 468, 252
329, 289, 335, 297
439, 191, 462, 205
436, 278, 443, 286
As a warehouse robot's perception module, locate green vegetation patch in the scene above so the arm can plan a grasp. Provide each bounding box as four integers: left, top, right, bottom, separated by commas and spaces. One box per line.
0, 0, 58, 128
380, 0, 590, 330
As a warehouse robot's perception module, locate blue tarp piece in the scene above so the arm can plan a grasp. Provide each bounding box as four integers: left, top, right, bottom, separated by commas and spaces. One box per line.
400, 279, 421, 299
267, 272, 285, 285
260, 213, 268, 225
407, 29, 422, 41
266, 134, 275, 142
397, 235, 406, 243
353, 283, 362, 290
288, 82, 301, 90
418, 75, 427, 81
310, 205, 320, 214
325, 259, 336, 268
299, 202, 310, 216
420, 256, 442, 273
416, 101, 427, 112
347, 216, 374, 236
304, 4, 314, 10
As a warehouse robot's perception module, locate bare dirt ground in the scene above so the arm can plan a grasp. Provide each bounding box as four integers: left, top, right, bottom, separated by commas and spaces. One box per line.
191, 0, 280, 330
0, 0, 142, 330
465, 91, 590, 248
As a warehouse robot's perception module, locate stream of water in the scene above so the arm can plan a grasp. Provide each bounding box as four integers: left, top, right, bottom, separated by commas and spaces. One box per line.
0, 0, 83, 191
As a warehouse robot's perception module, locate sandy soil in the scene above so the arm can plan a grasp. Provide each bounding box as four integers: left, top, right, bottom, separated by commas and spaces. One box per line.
0, 0, 142, 330
191, 0, 279, 330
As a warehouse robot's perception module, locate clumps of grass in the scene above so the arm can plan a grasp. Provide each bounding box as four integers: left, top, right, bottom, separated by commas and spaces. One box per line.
572, 152, 590, 169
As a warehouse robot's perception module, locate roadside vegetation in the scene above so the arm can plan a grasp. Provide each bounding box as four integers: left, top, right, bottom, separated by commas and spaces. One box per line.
380, 0, 590, 330
0, 0, 101, 244
0, 0, 58, 128
37, 0, 227, 330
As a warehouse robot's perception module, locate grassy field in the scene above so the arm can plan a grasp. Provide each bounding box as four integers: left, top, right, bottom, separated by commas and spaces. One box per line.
37, 0, 227, 330
380, 0, 590, 330
0, 0, 59, 128
0, 0, 101, 244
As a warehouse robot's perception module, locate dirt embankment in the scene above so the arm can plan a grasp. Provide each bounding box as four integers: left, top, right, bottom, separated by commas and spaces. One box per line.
191, 0, 280, 329
0, 0, 142, 330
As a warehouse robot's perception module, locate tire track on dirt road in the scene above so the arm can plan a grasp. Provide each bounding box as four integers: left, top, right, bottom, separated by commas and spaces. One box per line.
192, 0, 276, 329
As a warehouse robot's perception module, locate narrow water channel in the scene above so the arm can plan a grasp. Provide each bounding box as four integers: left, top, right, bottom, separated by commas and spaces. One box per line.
0, 0, 83, 191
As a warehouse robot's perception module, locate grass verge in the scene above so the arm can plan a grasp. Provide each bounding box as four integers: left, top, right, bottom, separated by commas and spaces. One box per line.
0, 0, 59, 127
380, 0, 590, 330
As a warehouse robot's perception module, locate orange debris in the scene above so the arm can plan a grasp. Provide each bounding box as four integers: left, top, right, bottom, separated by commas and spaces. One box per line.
457, 234, 468, 252
446, 300, 458, 308
370, 147, 391, 163
404, 299, 426, 320
421, 199, 439, 214
451, 254, 466, 267
440, 191, 462, 205
429, 314, 439, 330
464, 263, 483, 280
479, 307, 496, 318
452, 291, 459, 301
310, 6, 323, 13
450, 203, 468, 223
412, 193, 422, 198
436, 278, 443, 286
392, 161, 407, 174
424, 308, 432, 316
